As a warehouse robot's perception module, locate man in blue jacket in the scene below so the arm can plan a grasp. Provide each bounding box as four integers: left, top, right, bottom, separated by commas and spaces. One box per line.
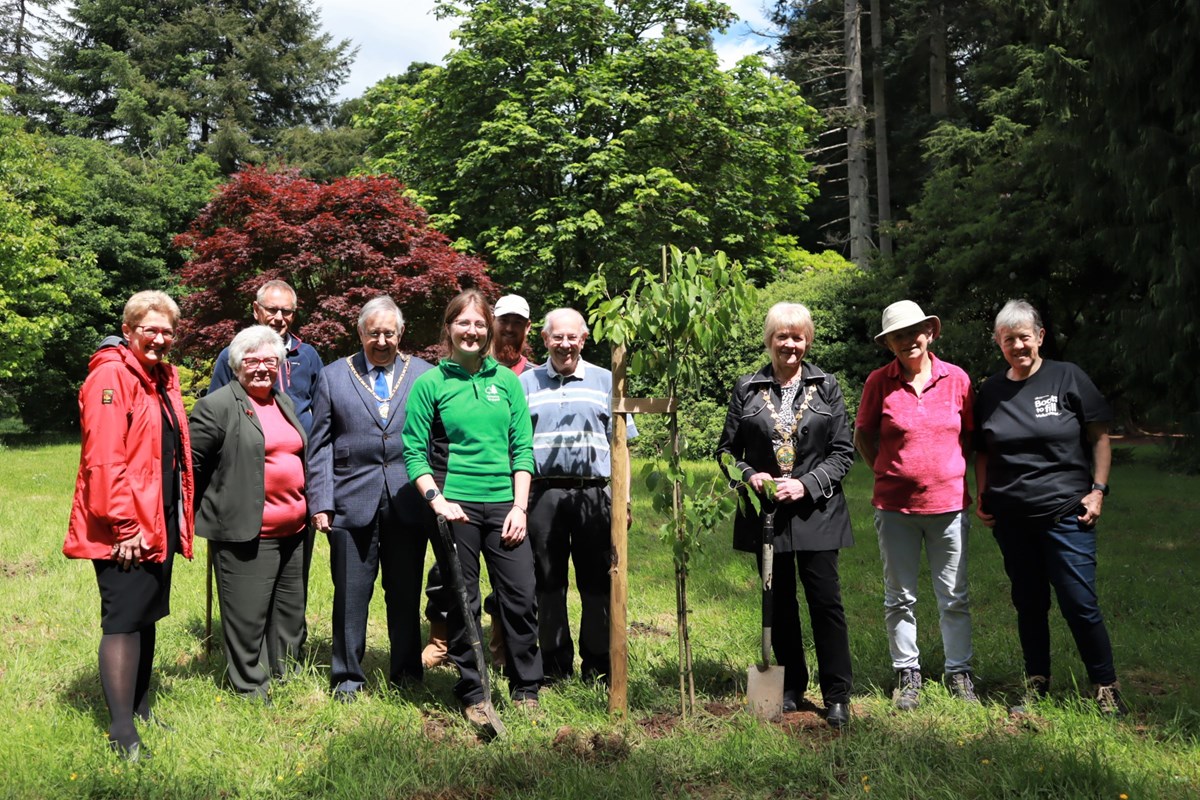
208, 280, 323, 435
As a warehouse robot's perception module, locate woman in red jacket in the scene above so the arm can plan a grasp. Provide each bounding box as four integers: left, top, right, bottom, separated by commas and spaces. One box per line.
64, 290, 195, 760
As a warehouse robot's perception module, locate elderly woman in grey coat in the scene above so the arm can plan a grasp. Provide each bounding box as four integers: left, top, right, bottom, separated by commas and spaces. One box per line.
716, 302, 855, 728
190, 325, 308, 698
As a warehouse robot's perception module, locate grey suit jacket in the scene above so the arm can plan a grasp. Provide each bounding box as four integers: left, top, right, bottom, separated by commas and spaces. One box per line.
190, 381, 308, 543
307, 351, 433, 530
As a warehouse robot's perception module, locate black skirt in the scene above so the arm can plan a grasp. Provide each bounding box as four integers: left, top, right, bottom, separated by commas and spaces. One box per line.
93, 510, 179, 634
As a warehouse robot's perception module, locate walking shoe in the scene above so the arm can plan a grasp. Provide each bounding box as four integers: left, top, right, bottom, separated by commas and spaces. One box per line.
512, 697, 539, 711
463, 702, 497, 737
1009, 674, 1049, 714
948, 671, 979, 703
421, 620, 449, 669
893, 668, 922, 711
1095, 682, 1128, 717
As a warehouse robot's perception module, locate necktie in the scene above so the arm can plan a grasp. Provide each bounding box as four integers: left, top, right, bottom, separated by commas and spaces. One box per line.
374, 367, 390, 419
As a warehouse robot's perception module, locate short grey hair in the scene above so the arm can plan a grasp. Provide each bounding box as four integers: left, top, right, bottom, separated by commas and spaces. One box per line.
763, 302, 815, 349
993, 299, 1043, 339
123, 290, 180, 328
357, 296, 405, 334
256, 280, 297, 306
229, 325, 286, 373
542, 308, 588, 334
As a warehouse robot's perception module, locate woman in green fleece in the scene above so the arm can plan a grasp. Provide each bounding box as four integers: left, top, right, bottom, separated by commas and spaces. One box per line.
403, 289, 542, 725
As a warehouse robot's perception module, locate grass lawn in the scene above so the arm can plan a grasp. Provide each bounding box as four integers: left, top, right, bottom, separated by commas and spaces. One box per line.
0, 439, 1197, 799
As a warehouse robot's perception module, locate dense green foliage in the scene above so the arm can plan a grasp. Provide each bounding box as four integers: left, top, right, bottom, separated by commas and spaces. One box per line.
0, 102, 104, 422
359, 0, 820, 314
3, 442, 1199, 797
44, 0, 354, 172
771, 0, 1200, 462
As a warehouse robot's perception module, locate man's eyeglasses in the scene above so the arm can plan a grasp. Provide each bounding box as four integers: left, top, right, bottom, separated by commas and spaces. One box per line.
242, 357, 280, 369
256, 304, 295, 317
548, 333, 583, 345
134, 326, 175, 341
367, 330, 398, 341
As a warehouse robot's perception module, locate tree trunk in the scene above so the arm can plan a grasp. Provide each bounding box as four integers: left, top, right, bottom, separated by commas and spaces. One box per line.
869, 0, 893, 258
845, 0, 871, 268
929, 3, 948, 117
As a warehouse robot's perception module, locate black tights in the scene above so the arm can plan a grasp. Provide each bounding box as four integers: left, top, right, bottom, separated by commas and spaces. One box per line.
98, 625, 155, 750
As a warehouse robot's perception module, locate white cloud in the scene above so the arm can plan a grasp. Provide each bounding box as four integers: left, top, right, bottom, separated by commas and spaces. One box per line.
317, 0, 774, 99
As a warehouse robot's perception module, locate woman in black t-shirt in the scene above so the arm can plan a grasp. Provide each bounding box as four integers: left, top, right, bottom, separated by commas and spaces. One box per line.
974, 299, 1125, 716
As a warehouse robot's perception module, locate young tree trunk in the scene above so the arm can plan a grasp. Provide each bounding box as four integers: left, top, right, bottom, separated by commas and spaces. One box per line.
868, 0, 893, 258
929, 3, 948, 117
845, 0, 871, 268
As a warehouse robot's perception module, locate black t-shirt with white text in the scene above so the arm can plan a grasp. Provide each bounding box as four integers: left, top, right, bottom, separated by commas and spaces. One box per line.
974, 360, 1112, 522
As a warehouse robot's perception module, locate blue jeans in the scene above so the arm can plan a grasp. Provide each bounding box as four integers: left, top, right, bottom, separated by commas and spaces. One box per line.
875, 509, 973, 674
993, 516, 1117, 685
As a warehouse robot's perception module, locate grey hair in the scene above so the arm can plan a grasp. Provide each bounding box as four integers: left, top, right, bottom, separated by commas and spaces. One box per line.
229, 325, 286, 372
255, 279, 297, 305
542, 307, 588, 334
357, 296, 405, 334
123, 290, 180, 327
763, 302, 815, 349
993, 299, 1043, 339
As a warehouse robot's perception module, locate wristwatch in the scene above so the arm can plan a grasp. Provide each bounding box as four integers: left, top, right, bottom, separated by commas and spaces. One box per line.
424, 487, 441, 503
1090, 482, 1109, 496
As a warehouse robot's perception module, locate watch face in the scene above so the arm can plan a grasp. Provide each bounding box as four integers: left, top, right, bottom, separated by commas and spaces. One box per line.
424, 488, 438, 500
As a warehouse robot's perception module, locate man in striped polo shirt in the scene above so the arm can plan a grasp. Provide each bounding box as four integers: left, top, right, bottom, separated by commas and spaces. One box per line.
519, 308, 636, 683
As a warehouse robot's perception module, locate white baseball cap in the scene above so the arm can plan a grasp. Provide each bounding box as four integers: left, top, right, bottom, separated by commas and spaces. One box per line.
493, 294, 530, 319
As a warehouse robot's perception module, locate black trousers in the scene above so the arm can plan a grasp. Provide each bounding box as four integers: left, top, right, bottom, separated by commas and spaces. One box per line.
211, 534, 305, 697
528, 485, 612, 679
328, 498, 427, 692
756, 548, 853, 705
439, 500, 542, 704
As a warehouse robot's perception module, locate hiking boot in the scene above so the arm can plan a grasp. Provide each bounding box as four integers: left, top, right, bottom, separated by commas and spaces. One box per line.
421, 621, 449, 670
893, 668, 922, 711
463, 702, 497, 737
948, 671, 979, 703
1095, 682, 1128, 717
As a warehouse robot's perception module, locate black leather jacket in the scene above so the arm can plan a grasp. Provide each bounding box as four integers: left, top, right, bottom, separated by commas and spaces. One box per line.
715, 361, 855, 553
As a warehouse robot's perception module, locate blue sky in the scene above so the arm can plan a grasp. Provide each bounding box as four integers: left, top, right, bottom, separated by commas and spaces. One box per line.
317, 0, 776, 100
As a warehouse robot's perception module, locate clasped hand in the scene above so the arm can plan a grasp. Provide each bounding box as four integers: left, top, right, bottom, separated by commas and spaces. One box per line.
748, 472, 806, 503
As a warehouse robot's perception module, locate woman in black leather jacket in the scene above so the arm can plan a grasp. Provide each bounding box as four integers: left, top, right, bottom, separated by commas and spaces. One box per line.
716, 302, 855, 728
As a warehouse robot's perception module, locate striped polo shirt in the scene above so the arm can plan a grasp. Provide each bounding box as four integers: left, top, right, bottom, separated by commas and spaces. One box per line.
519, 358, 637, 478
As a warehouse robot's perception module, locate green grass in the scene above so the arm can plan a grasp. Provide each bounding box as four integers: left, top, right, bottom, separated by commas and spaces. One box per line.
0, 441, 1197, 798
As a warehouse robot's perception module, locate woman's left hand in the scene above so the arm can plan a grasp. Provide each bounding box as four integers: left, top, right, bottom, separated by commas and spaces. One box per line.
1078, 490, 1104, 526
773, 477, 807, 503
501, 505, 527, 547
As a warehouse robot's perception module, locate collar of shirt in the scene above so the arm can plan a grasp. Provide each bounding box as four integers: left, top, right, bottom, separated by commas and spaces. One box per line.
884, 351, 951, 385
546, 357, 588, 381
362, 355, 395, 385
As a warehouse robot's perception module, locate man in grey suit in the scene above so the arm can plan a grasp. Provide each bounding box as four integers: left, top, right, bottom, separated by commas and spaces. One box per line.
308, 296, 434, 700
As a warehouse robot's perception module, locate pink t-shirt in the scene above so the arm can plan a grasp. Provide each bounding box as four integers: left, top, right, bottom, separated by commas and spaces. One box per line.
251, 395, 307, 538
855, 353, 974, 514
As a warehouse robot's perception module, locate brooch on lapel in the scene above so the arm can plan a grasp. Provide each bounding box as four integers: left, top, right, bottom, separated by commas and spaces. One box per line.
245, 408, 255, 418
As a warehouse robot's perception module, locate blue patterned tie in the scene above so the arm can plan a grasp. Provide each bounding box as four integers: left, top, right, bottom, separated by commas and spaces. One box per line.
374, 367, 389, 417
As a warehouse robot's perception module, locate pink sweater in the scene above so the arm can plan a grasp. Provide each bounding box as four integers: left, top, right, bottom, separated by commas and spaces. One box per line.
855, 354, 973, 514
252, 396, 307, 538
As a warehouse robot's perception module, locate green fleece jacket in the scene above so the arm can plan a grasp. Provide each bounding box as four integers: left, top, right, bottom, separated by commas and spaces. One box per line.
402, 355, 534, 502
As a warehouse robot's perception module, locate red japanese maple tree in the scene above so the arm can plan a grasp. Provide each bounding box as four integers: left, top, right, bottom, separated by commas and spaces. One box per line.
175, 166, 497, 360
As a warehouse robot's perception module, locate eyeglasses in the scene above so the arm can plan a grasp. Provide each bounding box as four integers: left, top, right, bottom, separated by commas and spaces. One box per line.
367, 330, 398, 341
134, 326, 175, 341
256, 304, 295, 317
242, 357, 280, 369
452, 319, 488, 331
548, 333, 583, 345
